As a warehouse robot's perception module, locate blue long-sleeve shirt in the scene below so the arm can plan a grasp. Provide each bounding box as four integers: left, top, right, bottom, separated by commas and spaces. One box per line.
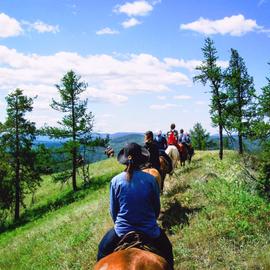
110, 170, 161, 239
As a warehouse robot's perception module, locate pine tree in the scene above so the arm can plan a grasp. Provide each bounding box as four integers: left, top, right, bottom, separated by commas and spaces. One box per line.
46, 70, 94, 191
224, 49, 256, 154
189, 122, 210, 150
254, 63, 270, 139
194, 38, 227, 159
1, 89, 41, 221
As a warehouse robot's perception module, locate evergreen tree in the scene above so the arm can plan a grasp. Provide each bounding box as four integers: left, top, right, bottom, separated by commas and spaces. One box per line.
46, 70, 94, 191
0, 89, 41, 221
194, 38, 227, 159
252, 63, 270, 195
189, 122, 210, 150
254, 63, 270, 139
224, 49, 256, 154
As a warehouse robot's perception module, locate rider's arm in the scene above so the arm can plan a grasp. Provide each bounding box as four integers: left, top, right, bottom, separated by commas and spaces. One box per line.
152, 179, 160, 218
110, 180, 119, 222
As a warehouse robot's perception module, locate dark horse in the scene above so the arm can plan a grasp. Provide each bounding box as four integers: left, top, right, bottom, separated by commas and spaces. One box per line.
187, 145, 194, 164
178, 143, 188, 166
94, 247, 169, 270
159, 156, 172, 193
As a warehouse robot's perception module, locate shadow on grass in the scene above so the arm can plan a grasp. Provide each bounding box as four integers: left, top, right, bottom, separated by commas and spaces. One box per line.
159, 199, 201, 234
0, 172, 118, 234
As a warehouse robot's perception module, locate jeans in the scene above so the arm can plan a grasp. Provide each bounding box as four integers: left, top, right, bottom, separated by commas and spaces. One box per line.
97, 228, 174, 270
97, 228, 120, 261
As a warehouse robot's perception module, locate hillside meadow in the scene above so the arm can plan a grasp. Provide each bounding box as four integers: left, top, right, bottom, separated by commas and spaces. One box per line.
0, 151, 270, 269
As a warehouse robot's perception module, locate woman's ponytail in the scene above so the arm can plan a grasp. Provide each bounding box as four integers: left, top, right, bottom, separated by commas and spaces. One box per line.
125, 155, 134, 181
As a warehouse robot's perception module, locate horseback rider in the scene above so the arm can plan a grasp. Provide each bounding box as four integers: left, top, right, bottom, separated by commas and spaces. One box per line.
155, 130, 173, 173
167, 123, 178, 144
105, 145, 114, 158
185, 132, 191, 146
96, 143, 174, 269
167, 123, 181, 155
185, 132, 194, 158
144, 131, 161, 172
179, 128, 190, 151
155, 130, 167, 151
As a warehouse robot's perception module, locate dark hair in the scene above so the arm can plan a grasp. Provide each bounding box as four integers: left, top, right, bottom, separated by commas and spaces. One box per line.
180, 129, 184, 133
125, 160, 140, 180
170, 123, 175, 129
145, 130, 153, 140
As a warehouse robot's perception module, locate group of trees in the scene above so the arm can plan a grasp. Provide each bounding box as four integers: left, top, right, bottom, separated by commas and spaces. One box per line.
191, 37, 270, 197
0, 70, 108, 224
194, 38, 268, 160
1, 38, 269, 224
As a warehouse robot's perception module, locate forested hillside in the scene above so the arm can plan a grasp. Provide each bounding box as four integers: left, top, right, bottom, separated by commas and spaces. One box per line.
0, 151, 269, 270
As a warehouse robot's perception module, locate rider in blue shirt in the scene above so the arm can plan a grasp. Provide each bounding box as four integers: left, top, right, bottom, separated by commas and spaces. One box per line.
155, 130, 168, 151
97, 143, 174, 269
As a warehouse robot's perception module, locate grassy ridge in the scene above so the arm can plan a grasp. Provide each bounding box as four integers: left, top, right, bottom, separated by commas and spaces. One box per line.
0, 151, 270, 269
0, 158, 124, 270
162, 151, 270, 269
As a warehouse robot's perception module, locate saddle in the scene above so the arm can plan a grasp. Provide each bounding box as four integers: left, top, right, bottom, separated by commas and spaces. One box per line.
114, 231, 163, 258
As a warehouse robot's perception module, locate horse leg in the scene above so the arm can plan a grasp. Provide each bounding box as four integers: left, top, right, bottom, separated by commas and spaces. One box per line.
160, 174, 164, 194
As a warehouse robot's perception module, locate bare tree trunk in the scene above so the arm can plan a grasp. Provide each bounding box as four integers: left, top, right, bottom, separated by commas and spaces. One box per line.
14, 103, 20, 221
238, 133, 243, 155
72, 94, 77, 192
218, 123, 223, 160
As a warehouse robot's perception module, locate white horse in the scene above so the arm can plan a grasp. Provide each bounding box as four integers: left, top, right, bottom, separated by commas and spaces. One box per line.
165, 145, 179, 171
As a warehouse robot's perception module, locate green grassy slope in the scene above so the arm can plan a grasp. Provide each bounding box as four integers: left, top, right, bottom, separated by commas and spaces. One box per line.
0, 151, 270, 270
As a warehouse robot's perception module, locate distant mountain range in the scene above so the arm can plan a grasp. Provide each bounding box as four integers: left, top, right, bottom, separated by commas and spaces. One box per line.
34, 132, 261, 167
34, 133, 145, 166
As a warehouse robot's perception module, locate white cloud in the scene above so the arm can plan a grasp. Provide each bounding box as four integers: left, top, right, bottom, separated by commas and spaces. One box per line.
157, 95, 166, 100
0, 13, 23, 38
23, 20, 59, 33
122, 18, 141, 28
150, 103, 179, 110
96, 27, 119, 35
174, 95, 191, 100
114, 1, 153, 17
0, 46, 191, 126
164, 57, 229, 71
180, 14, 262, 36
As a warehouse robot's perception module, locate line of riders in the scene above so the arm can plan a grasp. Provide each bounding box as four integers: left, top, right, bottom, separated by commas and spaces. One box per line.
105, 123, 194, 175
95, 124, 194, 270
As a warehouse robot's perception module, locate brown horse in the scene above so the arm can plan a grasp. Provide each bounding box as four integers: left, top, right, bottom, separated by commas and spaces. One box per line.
187, 145, 194, 164
159, 156, 171, 193
93, 247, 170, 270
143, 168, 162, 192
178, 143, 188, 166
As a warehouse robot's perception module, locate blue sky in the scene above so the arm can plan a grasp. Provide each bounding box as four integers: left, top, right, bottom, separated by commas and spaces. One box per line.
0, 0, 269, 134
